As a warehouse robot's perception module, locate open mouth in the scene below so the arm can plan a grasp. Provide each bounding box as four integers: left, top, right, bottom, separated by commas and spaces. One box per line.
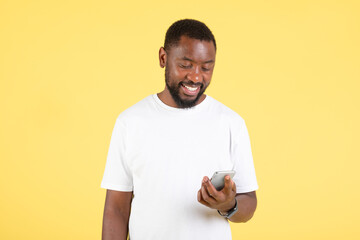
181, 83, 201, 96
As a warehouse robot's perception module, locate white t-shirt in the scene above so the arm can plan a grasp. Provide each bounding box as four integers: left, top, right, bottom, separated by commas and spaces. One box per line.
101, 94, 258, 240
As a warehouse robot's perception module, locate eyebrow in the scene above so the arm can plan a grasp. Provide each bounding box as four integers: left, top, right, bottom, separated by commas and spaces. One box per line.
181, 56, 215, 64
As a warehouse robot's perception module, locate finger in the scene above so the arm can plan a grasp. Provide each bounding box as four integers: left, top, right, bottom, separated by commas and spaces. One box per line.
203, 176, 219, 200
198, 189, 211, 208
201, 183, 217, 205
223, 175, 234, 195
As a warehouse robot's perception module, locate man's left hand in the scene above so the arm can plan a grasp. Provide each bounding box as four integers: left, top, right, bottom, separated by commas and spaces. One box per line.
197, 175, 237, 213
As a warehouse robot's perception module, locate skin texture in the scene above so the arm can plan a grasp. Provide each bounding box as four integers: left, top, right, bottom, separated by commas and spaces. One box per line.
197, 175, 257, 223
102, 190, 132, 240
102, 36, 257, 239
157, 36, 216, 108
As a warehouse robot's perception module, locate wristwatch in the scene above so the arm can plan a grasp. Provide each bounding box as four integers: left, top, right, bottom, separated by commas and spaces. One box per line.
217, 199, 238, 219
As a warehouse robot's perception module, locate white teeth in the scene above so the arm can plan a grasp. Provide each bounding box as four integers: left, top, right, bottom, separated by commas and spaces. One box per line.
184, 85, 198, 91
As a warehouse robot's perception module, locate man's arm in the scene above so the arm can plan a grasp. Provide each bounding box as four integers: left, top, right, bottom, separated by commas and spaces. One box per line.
102, 190, 133, 240
197, 176, 257, 223
228, 191, 257, 222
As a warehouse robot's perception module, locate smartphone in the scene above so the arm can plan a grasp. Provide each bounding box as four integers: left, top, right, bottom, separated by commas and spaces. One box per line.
210, 170, 236, 191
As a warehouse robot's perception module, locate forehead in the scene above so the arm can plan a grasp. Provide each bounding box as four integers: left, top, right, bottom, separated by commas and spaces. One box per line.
167, 36, 216, 62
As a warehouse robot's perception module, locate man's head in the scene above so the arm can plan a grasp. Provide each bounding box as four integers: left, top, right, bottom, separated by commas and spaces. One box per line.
159, 19, 217, 109
164, 19, 216, 53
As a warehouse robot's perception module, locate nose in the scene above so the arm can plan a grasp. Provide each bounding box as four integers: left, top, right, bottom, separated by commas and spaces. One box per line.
186, 68, 203, 83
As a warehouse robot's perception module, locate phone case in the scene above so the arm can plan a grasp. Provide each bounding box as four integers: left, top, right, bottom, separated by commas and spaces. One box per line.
210, 170, 236, 191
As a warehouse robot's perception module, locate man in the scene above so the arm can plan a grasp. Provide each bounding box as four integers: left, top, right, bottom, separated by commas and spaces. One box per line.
101, 19, 258, 240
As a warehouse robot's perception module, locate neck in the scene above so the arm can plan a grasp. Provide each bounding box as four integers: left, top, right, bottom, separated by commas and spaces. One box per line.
157, 88, 206, 108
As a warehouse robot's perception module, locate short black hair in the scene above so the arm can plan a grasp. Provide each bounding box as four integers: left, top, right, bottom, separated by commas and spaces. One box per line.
164, 19, 216, 52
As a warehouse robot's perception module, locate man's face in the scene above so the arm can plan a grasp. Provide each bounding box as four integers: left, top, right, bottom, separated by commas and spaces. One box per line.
164, 36, 216, 108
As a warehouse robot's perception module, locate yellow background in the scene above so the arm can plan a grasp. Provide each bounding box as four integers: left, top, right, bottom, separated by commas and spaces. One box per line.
1, 0, 359, 239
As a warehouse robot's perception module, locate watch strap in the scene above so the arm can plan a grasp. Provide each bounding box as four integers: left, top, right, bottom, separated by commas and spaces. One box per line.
217, 199, 238, 219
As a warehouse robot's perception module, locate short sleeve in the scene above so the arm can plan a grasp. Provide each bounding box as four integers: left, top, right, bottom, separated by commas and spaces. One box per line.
231, 119, 259, 193
101, 118, 133, 191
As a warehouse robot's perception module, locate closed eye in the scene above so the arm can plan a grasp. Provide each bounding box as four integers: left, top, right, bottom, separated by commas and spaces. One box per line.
179, 64, 192, 69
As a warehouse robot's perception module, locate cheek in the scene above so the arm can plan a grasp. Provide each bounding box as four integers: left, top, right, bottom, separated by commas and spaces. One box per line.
173, 67, 188, 79
203, 72, 213, 83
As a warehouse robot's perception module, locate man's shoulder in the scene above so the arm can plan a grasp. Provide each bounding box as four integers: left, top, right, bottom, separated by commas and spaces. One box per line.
116, 94, 155, 122
207, 95, 245, 123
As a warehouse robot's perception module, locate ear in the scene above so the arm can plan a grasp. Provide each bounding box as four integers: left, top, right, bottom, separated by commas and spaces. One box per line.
159, 47, 167, 68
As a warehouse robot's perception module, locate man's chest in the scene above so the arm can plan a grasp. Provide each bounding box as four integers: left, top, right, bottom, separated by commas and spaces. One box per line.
125, 117, 234, 194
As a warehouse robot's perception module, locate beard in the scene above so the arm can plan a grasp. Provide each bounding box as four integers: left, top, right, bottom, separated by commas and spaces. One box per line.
165, 66, 208, 109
